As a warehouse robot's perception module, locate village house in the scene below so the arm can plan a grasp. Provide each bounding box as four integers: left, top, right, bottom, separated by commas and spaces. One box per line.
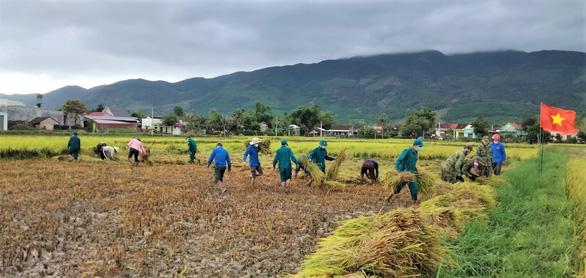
0, 111, 6, 131
435, 123, 467, 139
29, 116, 59, 131
499, 122, 527, 138
327, 125, 357, 137
84, 107, 137, 131
141, 116, 186, 135
288, 124, 300, 136
1, 98, 81, 129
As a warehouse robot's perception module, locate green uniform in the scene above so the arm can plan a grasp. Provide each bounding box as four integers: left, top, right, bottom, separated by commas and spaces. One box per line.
273, 146, 297, 182
441, 150, 472, 183
308, 147, 334, 173
476, 143, 493, 177
395, 147, 419, 201
67, 135, 81, 160
187, 137, 197, 163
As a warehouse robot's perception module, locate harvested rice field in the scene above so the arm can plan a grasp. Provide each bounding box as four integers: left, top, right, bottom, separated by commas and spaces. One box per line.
0, 159, 418, 277
1, 134, 584, 277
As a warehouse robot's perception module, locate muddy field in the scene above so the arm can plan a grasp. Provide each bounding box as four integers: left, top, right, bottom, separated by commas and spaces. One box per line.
0, 159, 417, 277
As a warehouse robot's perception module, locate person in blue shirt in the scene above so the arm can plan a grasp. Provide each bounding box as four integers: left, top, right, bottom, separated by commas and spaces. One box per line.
208, 143, 232, 184
243, 137, 263, 185
490, 133, 506, 175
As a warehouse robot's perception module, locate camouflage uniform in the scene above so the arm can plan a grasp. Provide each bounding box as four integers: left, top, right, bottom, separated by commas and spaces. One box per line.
441, 150, 473, 183
475, 143, 493, 177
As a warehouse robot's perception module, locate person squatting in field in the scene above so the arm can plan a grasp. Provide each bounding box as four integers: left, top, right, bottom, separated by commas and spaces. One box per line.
441, 145, 474, 183
308, 140, 335, 173
361, 159, 379, 183
127, 137, 147, 167
388, 137, 424, 205
243, 137, 263, 185
208, 143, 232, 184
67, 132, 81, 160
490, 133, 506, 175
187, 135, 197, 164
273, 140, 298, 186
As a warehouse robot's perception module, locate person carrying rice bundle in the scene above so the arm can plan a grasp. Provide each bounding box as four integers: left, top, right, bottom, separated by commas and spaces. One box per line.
272, 140, 298, 186
441, 144, 474, 183
243, 137, 263, 185
389, 137, 423, 205
308, 140, 335, 173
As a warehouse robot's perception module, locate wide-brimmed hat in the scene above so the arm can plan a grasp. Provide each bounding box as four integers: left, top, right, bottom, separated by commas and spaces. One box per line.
250, 137, 261, 145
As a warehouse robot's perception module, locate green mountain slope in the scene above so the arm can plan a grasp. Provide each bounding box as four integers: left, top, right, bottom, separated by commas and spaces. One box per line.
4, 50, 585, 122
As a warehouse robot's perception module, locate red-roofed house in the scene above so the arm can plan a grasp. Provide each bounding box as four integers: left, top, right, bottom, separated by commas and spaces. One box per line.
84, 107, 137, 131
435, 123, 466, 139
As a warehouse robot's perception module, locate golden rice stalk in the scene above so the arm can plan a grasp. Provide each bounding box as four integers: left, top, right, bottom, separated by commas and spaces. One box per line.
415, 171, 435, 196
242, 138, 272, 154
300, 155, 325, 187
326, 149, 347, 180
294, 208, 443, 277
381, 171, 414, 192
323, 180, 347, 190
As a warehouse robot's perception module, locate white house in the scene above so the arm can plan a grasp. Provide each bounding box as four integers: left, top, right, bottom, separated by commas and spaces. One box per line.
0, 112, 6, 131
463, 124, 476, 139
499, 122, 527, 137
141, 117, 186, 135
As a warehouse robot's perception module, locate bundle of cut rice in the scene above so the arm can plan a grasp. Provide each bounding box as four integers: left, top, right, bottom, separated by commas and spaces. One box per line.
382, 170, 434, 197
294, 208, 443, 277
326, 149, 347, 180
242, 138, 272, 154
300, 155, 325, 187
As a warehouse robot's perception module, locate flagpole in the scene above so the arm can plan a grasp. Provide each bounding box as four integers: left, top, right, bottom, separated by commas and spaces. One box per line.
539, 102, 544, 176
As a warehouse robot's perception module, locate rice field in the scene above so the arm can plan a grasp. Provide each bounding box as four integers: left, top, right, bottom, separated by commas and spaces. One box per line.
0, 133, 583, 277
0, 134, 539, 162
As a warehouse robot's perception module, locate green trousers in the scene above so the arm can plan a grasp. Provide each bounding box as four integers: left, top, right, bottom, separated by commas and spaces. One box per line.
394, 179, 419, 201
189, 151, 196, 163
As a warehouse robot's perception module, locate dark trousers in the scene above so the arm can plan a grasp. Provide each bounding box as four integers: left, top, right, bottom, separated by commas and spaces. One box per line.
394, 180, 419, 201
492, 162, 503, 175
128, 148, 139, 162
189, 151, 196, 163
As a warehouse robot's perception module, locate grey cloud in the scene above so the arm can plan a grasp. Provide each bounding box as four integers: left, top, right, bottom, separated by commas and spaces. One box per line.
0, 0, 583, 86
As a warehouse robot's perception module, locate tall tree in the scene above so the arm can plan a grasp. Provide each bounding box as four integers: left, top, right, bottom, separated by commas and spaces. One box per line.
94, 103, 105, 112
255, 102, 273, 127
173, 106, 184, 117
208, 109, 225, 133
289, 104, 322, 135
377, 112, 390, 138
162, 114, 178, 126
471, 116, 490, 137
60, 99, 87, 127
320, 111, 335, 130
401, 108, 436, 138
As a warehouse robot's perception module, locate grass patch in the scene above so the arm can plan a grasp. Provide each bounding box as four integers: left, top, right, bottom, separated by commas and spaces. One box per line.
443, 147, 579, 277
566, 153, 586, 276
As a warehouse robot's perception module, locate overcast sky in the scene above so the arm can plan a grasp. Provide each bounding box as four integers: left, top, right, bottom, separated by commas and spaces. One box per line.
0, 0, 584, 94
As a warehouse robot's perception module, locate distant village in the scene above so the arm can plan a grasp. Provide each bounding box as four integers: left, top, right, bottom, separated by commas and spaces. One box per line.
0, 98, 581, 143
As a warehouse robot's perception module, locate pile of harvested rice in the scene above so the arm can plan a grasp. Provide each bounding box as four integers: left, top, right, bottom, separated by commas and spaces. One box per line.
418, 182, 495, 237
326, 149, 347, 180
294, 208, 443, 277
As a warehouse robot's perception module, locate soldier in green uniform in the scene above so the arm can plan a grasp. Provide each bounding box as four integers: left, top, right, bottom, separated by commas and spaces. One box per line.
67, 132, 81, 160
388, 137, 424, 205
272, 140, 298, 186
308, 140, 335, 173
441, 145, 474, 183
187, 135, 197, 164
475, 136, 493, 177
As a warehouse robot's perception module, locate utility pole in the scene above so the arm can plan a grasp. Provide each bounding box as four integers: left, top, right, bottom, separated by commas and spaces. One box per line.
320, 121, 323, 137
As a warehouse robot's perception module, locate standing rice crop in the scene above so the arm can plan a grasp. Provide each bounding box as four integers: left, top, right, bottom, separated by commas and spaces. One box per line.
566, 157, 586, 275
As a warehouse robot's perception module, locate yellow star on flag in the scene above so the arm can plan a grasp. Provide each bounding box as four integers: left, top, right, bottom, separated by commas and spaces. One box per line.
551, 113, 565, 126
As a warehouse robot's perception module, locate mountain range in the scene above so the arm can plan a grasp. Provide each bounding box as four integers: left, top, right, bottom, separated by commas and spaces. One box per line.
2, 50, 585, 123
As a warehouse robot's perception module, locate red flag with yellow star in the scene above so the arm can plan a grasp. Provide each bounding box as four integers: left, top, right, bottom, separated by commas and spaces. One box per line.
540, 103, 578, 135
